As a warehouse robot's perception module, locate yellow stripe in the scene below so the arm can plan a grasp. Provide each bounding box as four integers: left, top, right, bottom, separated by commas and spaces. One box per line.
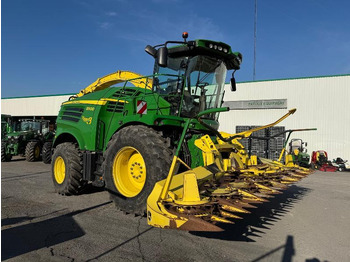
100, 98, 129, 103
63, 98, 129, 106
62, 100, 107, 106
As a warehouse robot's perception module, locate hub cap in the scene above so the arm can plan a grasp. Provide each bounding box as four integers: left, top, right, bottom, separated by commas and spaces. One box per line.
35, 145, 40, 159
113, 147, 146, 197
54, 156, 66, 184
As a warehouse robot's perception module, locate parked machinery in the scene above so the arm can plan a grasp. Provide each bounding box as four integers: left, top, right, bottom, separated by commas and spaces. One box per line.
51, 33, 312, 231
2, 119, 54, 162
332, 157, 350, 172
311, 150, 337, 172
287, 138, 311, 168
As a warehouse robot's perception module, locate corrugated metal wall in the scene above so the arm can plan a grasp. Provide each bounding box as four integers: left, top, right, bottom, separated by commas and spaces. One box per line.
1, 95, 71, 116
219, 75, 350, 161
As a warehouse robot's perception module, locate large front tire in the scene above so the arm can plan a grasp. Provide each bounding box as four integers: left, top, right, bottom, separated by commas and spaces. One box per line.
51, 142, 86, 195
104, 126, 173, 215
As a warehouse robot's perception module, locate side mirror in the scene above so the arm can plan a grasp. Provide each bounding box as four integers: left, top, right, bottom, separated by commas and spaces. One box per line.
230, 77, 236, 92
157, 47, 168, 67
305, 142, 308, 147
145, 45, 157, 57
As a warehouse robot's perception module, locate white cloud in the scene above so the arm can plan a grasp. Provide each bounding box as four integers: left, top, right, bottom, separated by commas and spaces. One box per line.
106, 11, 117, 17
99, 22, 112, 29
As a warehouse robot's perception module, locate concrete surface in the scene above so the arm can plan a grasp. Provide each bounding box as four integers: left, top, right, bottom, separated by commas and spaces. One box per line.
1, 157, 350, 262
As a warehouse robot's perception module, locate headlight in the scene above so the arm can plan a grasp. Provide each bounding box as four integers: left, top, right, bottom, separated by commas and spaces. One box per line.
207, 42, 229, 53
14, 136, 19, 139
7, 135, 12, 139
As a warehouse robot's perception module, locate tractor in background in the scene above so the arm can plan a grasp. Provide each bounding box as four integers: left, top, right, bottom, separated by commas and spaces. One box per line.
288, 138, 311, 167
2, 119, 54, 162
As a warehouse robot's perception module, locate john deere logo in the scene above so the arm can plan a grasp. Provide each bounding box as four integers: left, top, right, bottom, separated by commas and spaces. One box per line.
82, 116, 92, 125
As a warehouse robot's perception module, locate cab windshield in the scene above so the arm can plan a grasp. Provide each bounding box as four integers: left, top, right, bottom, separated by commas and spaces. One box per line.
14, 121, 41, 132
153, 55, 227, 119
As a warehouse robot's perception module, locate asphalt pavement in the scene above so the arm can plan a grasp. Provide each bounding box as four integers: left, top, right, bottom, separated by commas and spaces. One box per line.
1, 157, 350, 262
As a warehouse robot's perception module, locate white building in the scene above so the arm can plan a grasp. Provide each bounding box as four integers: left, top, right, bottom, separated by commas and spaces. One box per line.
219, 74, 350, 161
2, 74, 349, 160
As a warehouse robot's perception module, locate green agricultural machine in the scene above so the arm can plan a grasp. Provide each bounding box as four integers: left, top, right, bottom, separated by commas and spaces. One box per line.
2, 119, 54, 162
52, 33, 312, 231
288, 138, 310, 167
1, 114, 12, 138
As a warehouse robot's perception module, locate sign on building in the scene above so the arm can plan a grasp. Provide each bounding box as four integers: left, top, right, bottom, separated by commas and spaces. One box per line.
223, 99, 287, 110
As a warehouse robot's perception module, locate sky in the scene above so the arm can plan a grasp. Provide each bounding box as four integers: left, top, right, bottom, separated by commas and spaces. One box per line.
2, 0, 350, 97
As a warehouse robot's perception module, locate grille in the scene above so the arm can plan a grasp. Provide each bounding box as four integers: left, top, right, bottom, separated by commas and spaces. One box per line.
106, 101, 125, 113
62, 107, 84, 122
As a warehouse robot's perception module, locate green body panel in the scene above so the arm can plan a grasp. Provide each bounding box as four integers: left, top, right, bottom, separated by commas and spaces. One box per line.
186, 134, 205, 168
5, 131, 34, 155
292, 152, 310, 166
55, 85, 220, 151
54, 38, 240, 173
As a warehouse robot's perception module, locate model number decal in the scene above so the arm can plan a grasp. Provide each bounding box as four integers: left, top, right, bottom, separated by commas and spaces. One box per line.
82, 116, 92, 125
86, 107, 95, 111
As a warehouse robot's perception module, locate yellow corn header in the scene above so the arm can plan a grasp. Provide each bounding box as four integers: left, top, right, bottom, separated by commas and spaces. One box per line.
147, 108, 314, 231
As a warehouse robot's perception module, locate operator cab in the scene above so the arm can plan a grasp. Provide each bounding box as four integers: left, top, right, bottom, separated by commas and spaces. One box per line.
146, 33, 242, 119
14, 119, 50, 134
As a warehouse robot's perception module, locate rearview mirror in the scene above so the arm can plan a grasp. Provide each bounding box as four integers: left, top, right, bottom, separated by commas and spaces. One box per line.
145, 45, 157, 57
230, 77, 236, 92
157, 47, 168, 67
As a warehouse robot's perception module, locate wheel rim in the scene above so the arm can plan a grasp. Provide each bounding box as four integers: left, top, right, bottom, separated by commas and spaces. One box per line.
113, 147, 146, 197
35, 145, 40, 159
54, 156, 66, 184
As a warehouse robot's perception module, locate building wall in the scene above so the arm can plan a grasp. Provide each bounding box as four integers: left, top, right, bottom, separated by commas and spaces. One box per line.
1, 94, 72, 117
2, 75, 349, 160
219, 75, 350, 161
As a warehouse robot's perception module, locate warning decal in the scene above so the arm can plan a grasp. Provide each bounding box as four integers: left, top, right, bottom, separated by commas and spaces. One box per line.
137, 100, 147, 114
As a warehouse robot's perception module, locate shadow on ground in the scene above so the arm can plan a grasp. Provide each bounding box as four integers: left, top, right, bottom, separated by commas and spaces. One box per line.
1, 201, 112, 261
250, 235, 295, 262
191, 185, 310, 242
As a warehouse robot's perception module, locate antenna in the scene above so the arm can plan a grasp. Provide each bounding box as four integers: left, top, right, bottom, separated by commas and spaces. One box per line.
253, 0, 257, 81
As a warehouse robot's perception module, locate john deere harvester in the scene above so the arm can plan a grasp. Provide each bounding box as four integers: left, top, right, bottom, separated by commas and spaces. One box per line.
52, 33, 312, 231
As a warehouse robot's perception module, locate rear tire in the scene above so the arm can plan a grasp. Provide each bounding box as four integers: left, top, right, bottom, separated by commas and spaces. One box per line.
1, 142, 12, 162
42, 142, 53, 164
51, 142, 87, 195
25, 141, 41, 162
103, 126, 173, 215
